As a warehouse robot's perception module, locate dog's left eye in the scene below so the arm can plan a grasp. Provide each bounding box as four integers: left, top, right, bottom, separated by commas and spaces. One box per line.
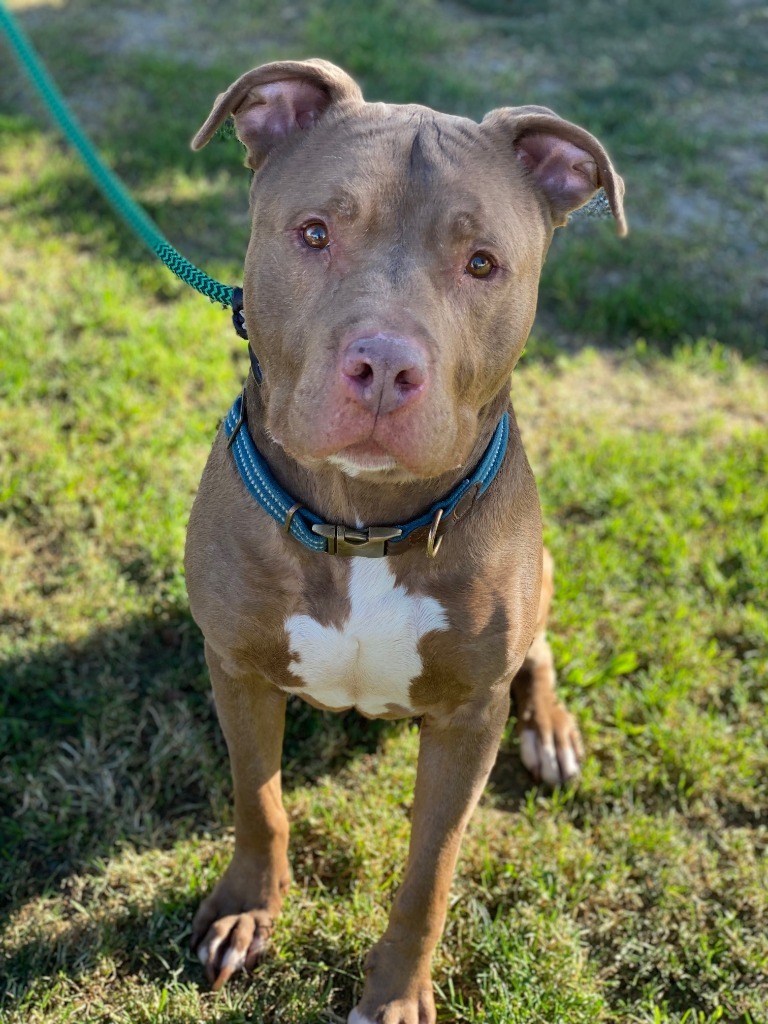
302, 221, 330, 249
466, 252, 495, 278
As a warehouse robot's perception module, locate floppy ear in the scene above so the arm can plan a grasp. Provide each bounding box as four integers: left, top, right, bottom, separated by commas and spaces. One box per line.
483, 105, 627, 236
191, 59, 364, 170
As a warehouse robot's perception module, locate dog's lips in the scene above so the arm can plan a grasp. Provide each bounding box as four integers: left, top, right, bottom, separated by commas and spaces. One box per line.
326, 441, 401, 478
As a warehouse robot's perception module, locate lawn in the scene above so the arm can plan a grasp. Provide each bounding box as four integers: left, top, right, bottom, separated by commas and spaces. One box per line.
1, 1, 766, 1022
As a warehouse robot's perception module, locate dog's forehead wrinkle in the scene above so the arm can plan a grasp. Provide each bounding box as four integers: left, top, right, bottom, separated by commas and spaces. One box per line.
408, 122, 430, 182
283, 184, 362, 223
402, 112, 485, 182
324, 187, 362, 221
450, 208, 485, 241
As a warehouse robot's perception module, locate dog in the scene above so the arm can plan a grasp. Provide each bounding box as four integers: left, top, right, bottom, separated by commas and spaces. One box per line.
184, 59, 626, 1024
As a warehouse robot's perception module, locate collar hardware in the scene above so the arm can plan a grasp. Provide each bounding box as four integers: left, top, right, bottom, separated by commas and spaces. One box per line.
426, 508, 444, 559
311, 523, 404, 558
225, 388, 247, 449
283, 502, 303, 534
231, 286, 248, 340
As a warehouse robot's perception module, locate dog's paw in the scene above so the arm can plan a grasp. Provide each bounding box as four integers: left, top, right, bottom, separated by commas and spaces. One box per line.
190, 854, 289, 990
350, 947, 435, 1024
192, 908, 273, 990
349, 993, 435, 1024
518, 700, 583, 787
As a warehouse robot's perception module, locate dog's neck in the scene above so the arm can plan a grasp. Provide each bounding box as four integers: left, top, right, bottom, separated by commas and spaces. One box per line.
241, 374, 514, 530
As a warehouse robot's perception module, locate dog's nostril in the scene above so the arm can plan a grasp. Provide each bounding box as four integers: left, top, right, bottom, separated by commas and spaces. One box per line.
347, 360, 374, 384
394, 367, 422, 391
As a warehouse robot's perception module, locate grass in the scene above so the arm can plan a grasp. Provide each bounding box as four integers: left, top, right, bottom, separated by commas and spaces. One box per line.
1, 1, 766, 1022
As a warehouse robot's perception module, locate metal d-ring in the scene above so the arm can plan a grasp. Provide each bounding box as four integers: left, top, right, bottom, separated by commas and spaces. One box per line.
283, 502, 303, 534
226, 389, 247, 449
426, 508, 444, 558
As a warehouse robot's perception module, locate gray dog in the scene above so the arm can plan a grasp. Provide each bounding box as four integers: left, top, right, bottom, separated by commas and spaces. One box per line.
184, 59, 626, 1023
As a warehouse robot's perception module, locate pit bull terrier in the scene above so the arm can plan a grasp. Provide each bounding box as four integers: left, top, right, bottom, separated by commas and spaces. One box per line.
184, 58, 626, 1023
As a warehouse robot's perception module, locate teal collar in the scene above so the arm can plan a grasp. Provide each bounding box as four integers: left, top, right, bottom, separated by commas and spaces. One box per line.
224, 393, 508, 558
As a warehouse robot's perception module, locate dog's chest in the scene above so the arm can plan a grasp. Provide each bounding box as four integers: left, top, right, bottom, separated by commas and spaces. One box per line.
283, 560, 449, 717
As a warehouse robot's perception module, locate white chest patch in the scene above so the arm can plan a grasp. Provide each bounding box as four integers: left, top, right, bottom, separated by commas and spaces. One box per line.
284, 559, 449, 716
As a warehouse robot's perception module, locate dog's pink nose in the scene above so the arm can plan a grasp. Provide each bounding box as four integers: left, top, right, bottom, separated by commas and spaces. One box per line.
340, 336, 428, 414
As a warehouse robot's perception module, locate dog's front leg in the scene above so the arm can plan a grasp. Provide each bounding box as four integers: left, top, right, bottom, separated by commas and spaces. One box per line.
350, 685, 510, 1024
192, 642, 291, 990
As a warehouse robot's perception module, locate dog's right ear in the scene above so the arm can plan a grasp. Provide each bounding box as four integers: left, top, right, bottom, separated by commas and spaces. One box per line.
191, 59, 363, 169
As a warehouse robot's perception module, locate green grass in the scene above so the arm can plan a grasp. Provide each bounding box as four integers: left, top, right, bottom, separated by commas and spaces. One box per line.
1, 1, 766, 1022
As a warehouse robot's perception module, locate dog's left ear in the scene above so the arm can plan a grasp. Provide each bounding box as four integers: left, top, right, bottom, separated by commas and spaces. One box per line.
483, 105, 627, 236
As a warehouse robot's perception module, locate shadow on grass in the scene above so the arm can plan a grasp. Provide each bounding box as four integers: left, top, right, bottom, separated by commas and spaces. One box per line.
0, 609, 394, 914
0, 609, 394, 1012
487, 745, 539, 810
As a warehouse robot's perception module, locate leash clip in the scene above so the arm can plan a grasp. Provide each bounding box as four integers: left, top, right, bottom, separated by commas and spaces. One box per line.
231, 286, 248, 340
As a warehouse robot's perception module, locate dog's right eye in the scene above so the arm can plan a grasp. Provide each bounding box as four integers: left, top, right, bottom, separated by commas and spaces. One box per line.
302, 222, 330, 249
466, 252, 495, 278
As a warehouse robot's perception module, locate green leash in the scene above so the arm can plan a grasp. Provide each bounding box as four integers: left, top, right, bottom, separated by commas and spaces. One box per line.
0, 1, 234, 309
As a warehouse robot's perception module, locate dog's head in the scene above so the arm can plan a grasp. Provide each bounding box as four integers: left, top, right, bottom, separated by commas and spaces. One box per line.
193, 60, 626, 482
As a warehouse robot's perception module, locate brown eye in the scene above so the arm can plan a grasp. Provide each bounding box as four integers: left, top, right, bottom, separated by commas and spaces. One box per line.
466, 252, 494, 278
302, 221, 330, 249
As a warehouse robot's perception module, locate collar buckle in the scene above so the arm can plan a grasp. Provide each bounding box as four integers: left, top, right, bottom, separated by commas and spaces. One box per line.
311, 523, 403, 557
